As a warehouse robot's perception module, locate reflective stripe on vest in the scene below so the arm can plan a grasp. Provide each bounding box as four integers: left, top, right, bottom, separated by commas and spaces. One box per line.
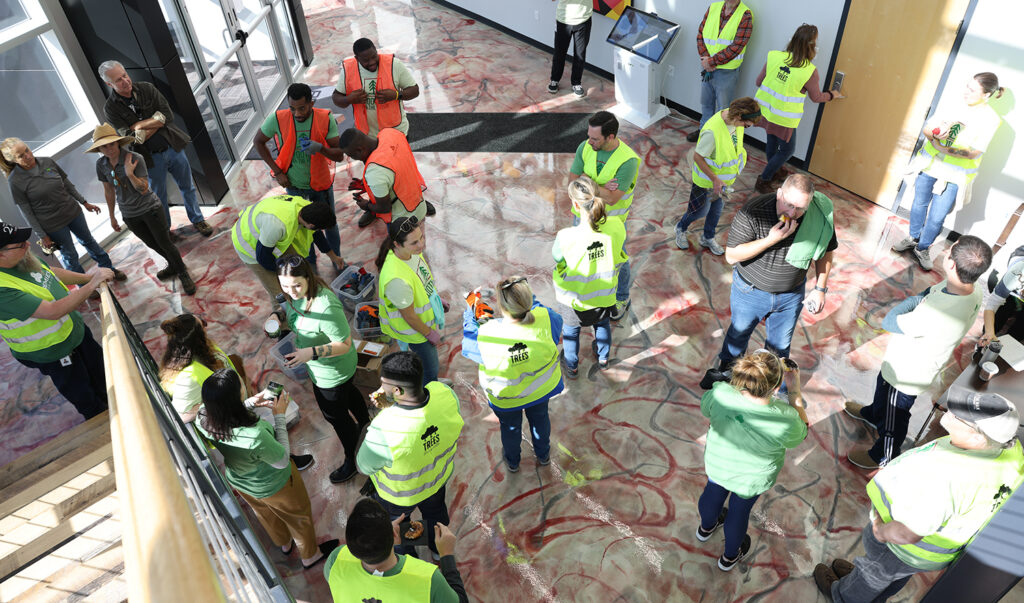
378, 251, 438, 343
754, 50, 815, 128
579, 141, 640, 220
477, 308, 562, 408
328, 545, 435, 601
343, 53, 402, 133
273, 108, 335, 191
692, 110, 747, 189
701, 1, 750, 70
919, 141, 983, 186
0, 263, 75, 354
231, 195, 313, 261
553, 221, 625, 310
363, 128, 425, 222
369, 382, 464, 506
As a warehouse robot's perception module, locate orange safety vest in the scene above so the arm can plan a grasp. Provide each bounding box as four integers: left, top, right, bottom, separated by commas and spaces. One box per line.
364, 128, 425, 223
343, 53, 402, 133
274, 108, 335, 191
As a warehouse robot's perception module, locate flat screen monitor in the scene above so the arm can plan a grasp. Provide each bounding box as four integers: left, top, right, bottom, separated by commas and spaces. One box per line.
606, 7, 681, 64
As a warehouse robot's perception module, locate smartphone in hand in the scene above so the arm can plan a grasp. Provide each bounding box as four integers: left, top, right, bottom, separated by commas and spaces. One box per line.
265, 381, 284, 399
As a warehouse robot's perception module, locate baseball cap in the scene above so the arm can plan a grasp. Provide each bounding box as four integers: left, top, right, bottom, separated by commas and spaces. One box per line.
946, 389, 1020, 444
0, 221, 31, 248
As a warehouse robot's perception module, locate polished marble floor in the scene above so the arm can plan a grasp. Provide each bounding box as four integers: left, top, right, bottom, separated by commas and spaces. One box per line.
0, 0, 998, 600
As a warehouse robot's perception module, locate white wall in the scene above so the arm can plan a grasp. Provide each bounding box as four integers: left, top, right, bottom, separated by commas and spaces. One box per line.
441, 0, 847, 161
932, 0, 1024, 260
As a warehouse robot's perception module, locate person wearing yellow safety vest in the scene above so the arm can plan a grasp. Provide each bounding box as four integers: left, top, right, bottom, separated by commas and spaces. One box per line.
232, 194, 346, 305
0, 221, 114, 420
676, 97, 760, 255
893, 72, 1004, 272
569, 111, 638, 321
814, 393, 1024, 602
461, 276, 564, 473
375, 217, 449, 385
324, 497, 468, 602
553, 176, 626, 378
357, 352, 465, 561
753, 24, 843, 194
685, 0, 753, 143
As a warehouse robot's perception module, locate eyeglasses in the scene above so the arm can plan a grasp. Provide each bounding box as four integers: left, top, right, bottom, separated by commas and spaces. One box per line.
276, 255, 304, 268
500, 277, 527, 290
396, 216, 420, 235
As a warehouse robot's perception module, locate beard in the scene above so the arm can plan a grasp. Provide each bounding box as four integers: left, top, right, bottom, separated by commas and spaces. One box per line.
14, 252, 43, 273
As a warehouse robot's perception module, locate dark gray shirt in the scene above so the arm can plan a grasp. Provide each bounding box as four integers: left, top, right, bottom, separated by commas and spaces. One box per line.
96, 150, 162, 219
8, 157, 87, 235
727, 193, 838, 293
103, 81, 190, 168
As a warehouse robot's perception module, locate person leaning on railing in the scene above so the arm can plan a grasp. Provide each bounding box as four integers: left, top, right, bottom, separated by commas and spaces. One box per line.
196, 369, 338, 569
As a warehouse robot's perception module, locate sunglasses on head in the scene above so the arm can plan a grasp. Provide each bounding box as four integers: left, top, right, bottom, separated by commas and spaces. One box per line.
396, 216, 420, 235
276, 255, 304, 269
501, 277, 527, 290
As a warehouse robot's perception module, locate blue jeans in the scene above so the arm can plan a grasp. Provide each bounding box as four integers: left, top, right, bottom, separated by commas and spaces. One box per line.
861, 372, 918, 465
149, 147, 204, 225
405, 339, 440, 386
909, 172, 958, 250
719, 270, 805, 367
699, 68, 741, 127
833, 523, 920, 603
760, 132, 797, 181
286, 186, 341, 257
492, 401, 551, 467
697, 479, 761, 559
675, 185, 723, 240
562, 317, 611, 369
47, 211, 113, 273
616, 259, 631, 303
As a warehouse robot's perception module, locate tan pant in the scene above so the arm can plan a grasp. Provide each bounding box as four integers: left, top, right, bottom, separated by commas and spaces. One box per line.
245, 261, 283, 304
239, 463, 319, 558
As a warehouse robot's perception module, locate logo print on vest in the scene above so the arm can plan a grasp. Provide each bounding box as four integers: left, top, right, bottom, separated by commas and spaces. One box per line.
508, 342, 530, 364
30, 272, 44, 284
421, 424, 440, 452
992, 484, 1012, 512
586, 241, 605, 260
362, 599, 382, 603
777, 65, 791, 83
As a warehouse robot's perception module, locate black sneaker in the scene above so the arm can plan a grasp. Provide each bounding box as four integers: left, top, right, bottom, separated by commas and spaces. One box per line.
357, 211, 375, 228
330, 460, 358, 483
425, 201, 437, 216
505, 458, 520, 473
700, 367, 730, 390
686, 130, 700, 143
718, 534, 751, 571
112, 268, 128, 282
179, 272, 197, 296
696, 507, 728, 542
547, 80, 558, 94
291, 454, 314, 471
560, 351, 578, 380
537, 454, 550, 466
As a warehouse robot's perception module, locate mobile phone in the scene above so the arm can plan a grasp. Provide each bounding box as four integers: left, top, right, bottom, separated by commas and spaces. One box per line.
266, 381, 284, 398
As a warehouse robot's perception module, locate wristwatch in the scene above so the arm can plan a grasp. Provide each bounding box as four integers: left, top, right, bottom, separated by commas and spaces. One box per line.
814, 285, 828, 293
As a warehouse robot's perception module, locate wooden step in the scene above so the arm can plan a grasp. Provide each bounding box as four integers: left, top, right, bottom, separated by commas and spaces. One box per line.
0, 413, 110, 492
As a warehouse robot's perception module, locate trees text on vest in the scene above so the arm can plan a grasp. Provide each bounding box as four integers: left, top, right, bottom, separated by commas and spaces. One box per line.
587, 241, 605, 260
421, 424, 440, 453
509, 342, 530, 364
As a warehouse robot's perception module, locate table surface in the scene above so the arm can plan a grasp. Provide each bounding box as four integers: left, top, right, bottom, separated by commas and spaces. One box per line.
938, 350, 1024, 438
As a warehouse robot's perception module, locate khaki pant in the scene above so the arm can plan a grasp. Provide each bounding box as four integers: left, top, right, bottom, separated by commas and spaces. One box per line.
239, 463, 318, 558
245, 261, 283, 304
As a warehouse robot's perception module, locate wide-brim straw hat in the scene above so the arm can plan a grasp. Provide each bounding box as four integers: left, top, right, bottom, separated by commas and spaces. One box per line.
86, 123, 132, 153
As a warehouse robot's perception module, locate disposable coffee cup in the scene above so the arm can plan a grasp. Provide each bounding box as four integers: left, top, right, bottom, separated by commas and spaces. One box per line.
979, 361, 999, 382
980, 341, 1002, 365
264, 317, 281, 338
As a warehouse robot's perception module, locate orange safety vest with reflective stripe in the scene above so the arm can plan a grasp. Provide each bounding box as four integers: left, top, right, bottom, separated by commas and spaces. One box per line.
343, 54, 402, 133
274, 108, 335, 191
364, 128, 426, 223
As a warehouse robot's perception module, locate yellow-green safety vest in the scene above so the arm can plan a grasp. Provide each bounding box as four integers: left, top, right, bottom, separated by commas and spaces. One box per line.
917, 117, 994, 187
0, 263, 75, 355
578, 141, 640, 220
867, 437, 1024, 566
327, 545, 435, 602
702, 1, 751, 70
755, 50, 816, 128
370, 382, 464, 506
552, 220, 626, 311
162, 345, 236, 416
231, 194, 314, 261
378, 251, 439, 344
476, 308, 562, 409
692, 110, 747, 189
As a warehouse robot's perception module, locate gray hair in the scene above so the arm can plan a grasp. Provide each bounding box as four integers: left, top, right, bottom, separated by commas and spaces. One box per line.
98, 60, 124, 82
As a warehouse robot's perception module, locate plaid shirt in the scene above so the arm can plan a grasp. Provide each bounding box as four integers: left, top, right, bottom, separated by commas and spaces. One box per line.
696, 3, 753, 67
103, 81, 191, 168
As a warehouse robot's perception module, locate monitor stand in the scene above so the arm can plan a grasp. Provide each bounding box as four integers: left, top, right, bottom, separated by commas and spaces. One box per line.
610, 48, 669, 129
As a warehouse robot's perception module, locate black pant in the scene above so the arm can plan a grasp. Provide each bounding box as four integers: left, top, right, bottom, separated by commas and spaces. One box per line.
378, 484, 449, 555
122, 206, 186, 274
550, 18, 592, 86
16, 326, 107, 419
312, 378, 370, 461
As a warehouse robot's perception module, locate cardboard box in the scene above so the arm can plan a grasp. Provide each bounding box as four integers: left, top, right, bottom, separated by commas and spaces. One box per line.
352, 339, 396, 393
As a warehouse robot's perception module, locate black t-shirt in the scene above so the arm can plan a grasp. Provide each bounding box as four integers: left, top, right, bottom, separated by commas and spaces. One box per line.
726, 193, 838, 293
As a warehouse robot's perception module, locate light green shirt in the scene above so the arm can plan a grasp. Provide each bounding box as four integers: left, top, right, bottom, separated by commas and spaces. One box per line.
259, 112, 340, 190
335, 58, 417, 136
570, 141, 639, 191
557, 0, 592, 25
196, 419, 289, 498
285, 287, 357, 388
366, 163, 427, 222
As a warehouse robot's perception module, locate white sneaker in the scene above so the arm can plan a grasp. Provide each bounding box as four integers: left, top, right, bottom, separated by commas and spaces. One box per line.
699, 236, 724, 256
675, 230, 689, 250
891, 236, 917, 252
572, 85, 586, 98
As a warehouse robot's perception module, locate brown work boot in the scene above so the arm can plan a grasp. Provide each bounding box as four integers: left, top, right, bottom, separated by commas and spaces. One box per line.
754, 177, 774, 194
179, 271, 197, 296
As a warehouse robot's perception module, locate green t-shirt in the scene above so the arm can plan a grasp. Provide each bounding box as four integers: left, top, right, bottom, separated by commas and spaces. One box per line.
285, 287, 357, 388
260, 112, 340, 190
323, 548, 460, 603
700, 382, 807, 498
570, 140, 639, 192
195, 419, 290, 498
0, 258, 84, 362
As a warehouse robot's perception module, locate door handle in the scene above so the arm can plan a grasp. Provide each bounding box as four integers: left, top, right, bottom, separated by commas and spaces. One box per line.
235, 29, 249, 47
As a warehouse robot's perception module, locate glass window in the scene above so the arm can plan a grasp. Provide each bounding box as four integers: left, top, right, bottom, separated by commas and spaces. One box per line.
246, 18, 283, 108
272, 0, 299, 74
0, 31, 85, 147
212, 55, 256, 138
158, 0, 202, 90
0, 0, 42, 36
197, 89, 234, 170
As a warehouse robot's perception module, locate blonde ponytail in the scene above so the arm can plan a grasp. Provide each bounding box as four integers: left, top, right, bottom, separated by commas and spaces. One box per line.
567, 175, 607, 231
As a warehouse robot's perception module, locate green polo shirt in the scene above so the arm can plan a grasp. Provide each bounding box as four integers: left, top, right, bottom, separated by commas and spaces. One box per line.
260, 112, 340, 190
284, 287, 357, 388
0, 258, 84, 363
